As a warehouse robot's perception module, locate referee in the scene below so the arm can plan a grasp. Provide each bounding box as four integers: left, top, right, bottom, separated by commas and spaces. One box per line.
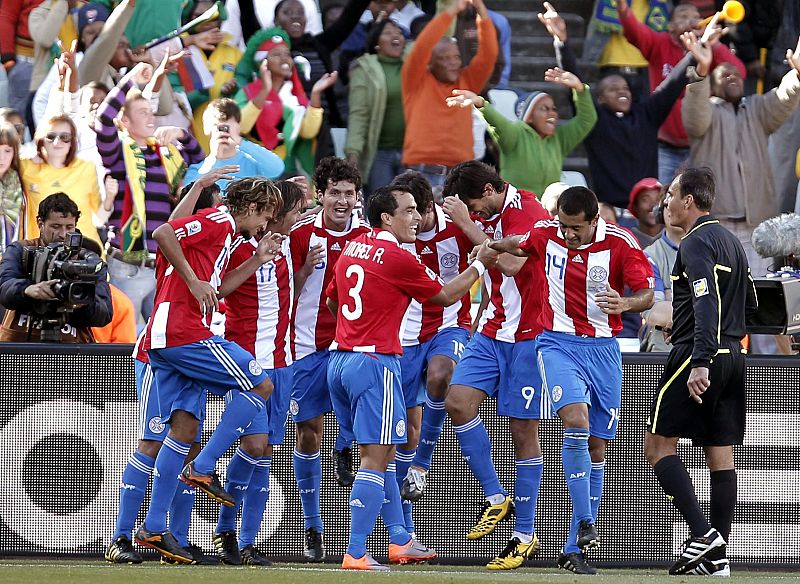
643, 168, 758, 576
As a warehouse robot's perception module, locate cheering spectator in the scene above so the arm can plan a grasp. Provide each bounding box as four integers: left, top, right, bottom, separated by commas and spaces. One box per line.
401, 0, 497, 188
94, 59, 204, 322
0, 122, 23, 253
20, 113, 103, 247
0, 0, 41, 118
234, 29, 337, 176
345, 19, 407, 198
619, 0, 745, 184
222, 0, 324, 50
627, 177, 663, 248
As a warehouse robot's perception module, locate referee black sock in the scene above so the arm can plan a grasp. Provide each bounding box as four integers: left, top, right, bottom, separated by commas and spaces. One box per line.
653, 455, 710, 537
710, 469, 737, 542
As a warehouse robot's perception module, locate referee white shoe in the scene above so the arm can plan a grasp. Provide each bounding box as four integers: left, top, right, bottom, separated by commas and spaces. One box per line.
669, 528, 726, 575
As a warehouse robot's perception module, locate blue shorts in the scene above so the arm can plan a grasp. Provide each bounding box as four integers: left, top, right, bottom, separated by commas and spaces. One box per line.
148, 336, 267, 424
137, 359, 204, 442
536, 330, 623, 439
500, 338, 551, 420
327, 351, 406, 445
450, 332, 513, 397
237, 365, 294, 445
290, 350, 332, 423
400, 327, 470, 408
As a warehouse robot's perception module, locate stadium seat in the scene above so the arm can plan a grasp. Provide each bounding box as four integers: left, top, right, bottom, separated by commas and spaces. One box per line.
560, 170, 588, 187
488, 88, 519, 122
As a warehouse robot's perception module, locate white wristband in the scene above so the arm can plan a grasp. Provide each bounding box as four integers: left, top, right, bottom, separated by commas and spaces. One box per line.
470, 260, 486, 278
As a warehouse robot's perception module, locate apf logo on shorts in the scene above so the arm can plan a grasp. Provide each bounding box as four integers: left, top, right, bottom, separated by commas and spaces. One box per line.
289, 399, 299, 416
148, 416, 165, 434
551, 385, 563, 402
248, 360, 263, 376
396, 419, 406, 438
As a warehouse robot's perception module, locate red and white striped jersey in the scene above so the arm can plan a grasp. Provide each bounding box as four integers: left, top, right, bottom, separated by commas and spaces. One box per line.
143, 206, 235, 350
133, 330, 148, 363
290, 210, 370, 360
326, 229, 444, 355
476, 185, 550, 343
519, 217, 654, 337
224, 235, 294, 369
401, 205, 472, 346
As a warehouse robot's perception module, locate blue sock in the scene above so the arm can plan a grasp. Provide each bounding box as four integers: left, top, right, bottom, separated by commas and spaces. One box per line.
193, 392, 264, 475
453, 416, 506, 499
562, 428, 592, 553
590, 460, 606, 521
347, 469, 385, 558
415, 398, 446, 471
514, 456, 544, 536
240, 456, 271, 547
144, 436, 190, 533
380, 462, 411, 545
293, 450, 323, 531
395, 449, 415, 533
170, 482, 195, 547
113, 451, 154, 540
334, 431, 352, 452
217, 447, 258, 534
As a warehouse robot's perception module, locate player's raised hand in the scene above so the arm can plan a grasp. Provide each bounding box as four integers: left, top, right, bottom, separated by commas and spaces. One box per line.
447, 89, 485, 109
538, 2, 567, 42
595, 282, 625, 314
189, 279, 219, 316
300, 243, 325, 276
442, 195, 472, 228
195, 165, 240, 190
687, 367, 711, 403
256, 231, 285, 262
475, 240, 499, 268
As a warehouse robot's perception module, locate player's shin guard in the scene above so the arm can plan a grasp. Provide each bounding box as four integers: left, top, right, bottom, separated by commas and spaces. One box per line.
294, 449, 323, 531
217, 447, 258, 534
381, 462, 411, 545
170, 483, 195, 548
145, 436, 191, 533
395, 450, 416, 532
193, 392, 265, 475
514, 456, 543, 536
562, 429, 592, 525
454, 416, 506, 499
348, 470, 385, 558
240, 456, 271, 547
415, 399, 447, 471
113, 451, 154, 540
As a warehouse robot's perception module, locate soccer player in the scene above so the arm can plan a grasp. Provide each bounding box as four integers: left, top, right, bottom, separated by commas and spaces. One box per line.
439, 161, 550, 570
212, 180, 305, 566
643, 168, 757, 576
490, 186, 655, 574
327, 184, 499, 571
388, 172, 473, 536
289, 157, 370, 561
133, 178, 284, 564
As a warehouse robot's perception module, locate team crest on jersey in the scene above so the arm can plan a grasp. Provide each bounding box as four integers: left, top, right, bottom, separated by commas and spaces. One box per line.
186, 220, 202, 236
693, 278, 709, 297
440, 253, 458, 269
290, 399, 299, 416
551, 385, 563, 402
396, 419, 406, 438
588, 266, 608, 282
248, 359, 263, 376
148, 416, 165, 434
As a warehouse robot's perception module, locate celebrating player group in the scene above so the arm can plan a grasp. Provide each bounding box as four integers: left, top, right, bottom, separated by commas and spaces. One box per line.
103, 155, 750, 576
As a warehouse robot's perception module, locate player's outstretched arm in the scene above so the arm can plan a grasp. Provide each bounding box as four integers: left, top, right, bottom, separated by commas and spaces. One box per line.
153, 223, 219, 315
219, 232, 285, 297
170, 165, 240, 221
430, 241, 498, 306
488, 235, 528, 257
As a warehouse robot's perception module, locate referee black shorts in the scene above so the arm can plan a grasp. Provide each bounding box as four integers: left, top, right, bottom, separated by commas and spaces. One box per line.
647, 338, 746, 446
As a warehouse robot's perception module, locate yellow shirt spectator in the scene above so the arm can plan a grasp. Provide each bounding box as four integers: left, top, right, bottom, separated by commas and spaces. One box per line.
599, 0, 649, 68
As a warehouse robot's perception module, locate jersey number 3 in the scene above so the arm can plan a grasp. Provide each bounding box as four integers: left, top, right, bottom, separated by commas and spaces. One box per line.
342, 264, 365, 321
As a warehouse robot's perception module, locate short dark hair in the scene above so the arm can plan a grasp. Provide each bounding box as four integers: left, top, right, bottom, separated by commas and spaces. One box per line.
179, 181, 221, 213
367, 186, 405, 228
677, 167, 715, 211
365, 19, 403, 54
275, 180, 305, 220
206, 98, 242, 123
391, 171, 433, 215
442, 160, 504, 201
557, 186, 599, 219
37, 192, 81, 223
314, 156, 362, 194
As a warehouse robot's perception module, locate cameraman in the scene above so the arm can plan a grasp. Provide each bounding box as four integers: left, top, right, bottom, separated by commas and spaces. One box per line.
0, 193, 112, 342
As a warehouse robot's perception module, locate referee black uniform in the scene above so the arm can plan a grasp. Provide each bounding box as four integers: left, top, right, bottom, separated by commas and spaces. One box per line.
648, 215, 759, 445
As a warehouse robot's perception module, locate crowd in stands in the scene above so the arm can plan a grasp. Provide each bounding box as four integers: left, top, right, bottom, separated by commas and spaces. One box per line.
0, 0, 798, 353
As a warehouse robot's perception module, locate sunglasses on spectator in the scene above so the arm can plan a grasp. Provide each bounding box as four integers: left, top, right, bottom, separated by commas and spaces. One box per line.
45, 132, 74, 143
